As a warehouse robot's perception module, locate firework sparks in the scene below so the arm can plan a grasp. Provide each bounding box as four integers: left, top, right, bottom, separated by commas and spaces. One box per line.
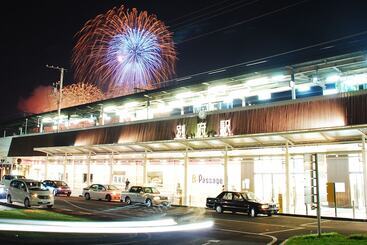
18, 83, 105, 114
72, 6, 176, 96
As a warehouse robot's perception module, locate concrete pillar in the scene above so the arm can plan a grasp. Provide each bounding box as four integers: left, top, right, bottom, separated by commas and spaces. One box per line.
184, 150, 189, 206
87, 153, 91, 186
224, 147, 228, 191
362, 136, 367, 217
285, 141, 291, 213
109, 153, 114, 185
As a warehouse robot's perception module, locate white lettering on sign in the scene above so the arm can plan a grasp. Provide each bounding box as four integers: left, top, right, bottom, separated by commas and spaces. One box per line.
192, 174, 223, 185
196, 122, 207, 138
219, 119, 232, 137
175, 124, 186, 139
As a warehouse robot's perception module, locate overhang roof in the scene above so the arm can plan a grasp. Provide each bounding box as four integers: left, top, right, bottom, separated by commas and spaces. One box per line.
34, 125, 367, 156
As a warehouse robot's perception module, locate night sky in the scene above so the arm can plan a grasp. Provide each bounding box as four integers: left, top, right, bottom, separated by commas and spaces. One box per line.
1, 0, 367, 121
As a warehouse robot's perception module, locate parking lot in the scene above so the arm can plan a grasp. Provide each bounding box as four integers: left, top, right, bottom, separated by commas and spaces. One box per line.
0, 195, 366, 244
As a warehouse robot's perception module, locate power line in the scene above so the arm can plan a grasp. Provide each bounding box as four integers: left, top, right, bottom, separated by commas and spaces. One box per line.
171, 0, 259, 30
176, 0, 310, 44
165, 29, 367, 84
167, 0, 234, 24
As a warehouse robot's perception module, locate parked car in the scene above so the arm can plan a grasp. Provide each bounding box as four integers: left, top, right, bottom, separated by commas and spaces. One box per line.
7, 179, 54, 208
82, 184, 121, 202
0, 183, 6, 199
120, 186, 169, 207
206, 191, 278, 217
42, 180, 71, 196
1, 175, 26, 191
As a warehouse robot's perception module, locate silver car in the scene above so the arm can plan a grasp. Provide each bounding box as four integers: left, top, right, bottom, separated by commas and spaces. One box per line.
82, 184, 121, 202
7, 179, 54, 208
120, 186, 169, 207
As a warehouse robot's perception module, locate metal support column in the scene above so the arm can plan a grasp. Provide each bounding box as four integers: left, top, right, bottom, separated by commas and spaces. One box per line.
109, 153, 114, 185
143, 152, 148, 184
45, 154, 49, 179
63, 154, 67, 182
72, 158, 75, 194
314, 154, 322, 237
184, 149, 189, 206
362, 136, 367, 217
285, 141, 290, 213
87, 153, 91, 186
224, 147, 228, 191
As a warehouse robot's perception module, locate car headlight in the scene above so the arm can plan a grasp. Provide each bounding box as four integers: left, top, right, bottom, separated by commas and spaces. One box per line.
261, 204, 269, 209
32, 193, 38, 198
153, 196, 160, 200
112, 191, 116, 195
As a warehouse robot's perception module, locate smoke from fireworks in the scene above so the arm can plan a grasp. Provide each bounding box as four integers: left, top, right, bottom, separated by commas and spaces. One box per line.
72, 5, 176, 96
18, 83, 105, 114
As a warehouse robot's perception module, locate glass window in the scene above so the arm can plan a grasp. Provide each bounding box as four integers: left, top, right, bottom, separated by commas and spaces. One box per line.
233, 193, 244, 201
129, 186, 139, 193
143, 187, 152, 193
223, 192, 233, 200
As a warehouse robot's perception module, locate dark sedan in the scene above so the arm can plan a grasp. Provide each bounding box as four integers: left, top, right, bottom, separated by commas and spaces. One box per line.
206, 191, 278, 217
42, 180, 71, 196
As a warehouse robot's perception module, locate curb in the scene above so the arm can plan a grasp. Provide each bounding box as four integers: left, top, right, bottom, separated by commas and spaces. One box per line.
277, 213, 367, 222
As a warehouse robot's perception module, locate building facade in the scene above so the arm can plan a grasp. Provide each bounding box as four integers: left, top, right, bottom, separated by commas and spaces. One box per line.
1, 52, 367, 219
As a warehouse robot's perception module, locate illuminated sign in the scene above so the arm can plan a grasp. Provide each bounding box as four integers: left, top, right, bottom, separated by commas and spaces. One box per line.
192, 174, 223, 185
196, 122, 207, 138
175, 124, 186, 139
219, 119, 232, 137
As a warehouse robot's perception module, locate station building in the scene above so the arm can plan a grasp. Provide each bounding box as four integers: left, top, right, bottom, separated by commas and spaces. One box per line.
1, 51, 367, 219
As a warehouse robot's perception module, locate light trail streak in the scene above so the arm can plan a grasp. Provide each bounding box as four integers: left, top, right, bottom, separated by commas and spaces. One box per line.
0, 218, 213, 234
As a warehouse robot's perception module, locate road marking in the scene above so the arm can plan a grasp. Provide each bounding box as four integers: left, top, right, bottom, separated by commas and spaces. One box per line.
299, 220, 330, 227
202, 239, 221, 245
261, 227, 304, 235
214, 217, 294, 228
216, 228, 277, 245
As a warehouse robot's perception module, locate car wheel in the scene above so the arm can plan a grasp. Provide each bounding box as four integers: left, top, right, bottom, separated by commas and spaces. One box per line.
106, 195, 112, 202
249, 208, 257, 217
267, 213, 272, 217
47, 205, 53, 209
7, 195, 12, 204
85, 193, 90, 200
53, 189, 58, 197
145, 198, 152, 208
67, 193, 71, 197
215, 205, 223, 213
125, 197, 131, 205
24, 198, 31, 208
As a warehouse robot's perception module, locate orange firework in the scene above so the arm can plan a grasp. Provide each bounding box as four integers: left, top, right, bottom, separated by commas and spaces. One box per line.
72, 5, 176, 95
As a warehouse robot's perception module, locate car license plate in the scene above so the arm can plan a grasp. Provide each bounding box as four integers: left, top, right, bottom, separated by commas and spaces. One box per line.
42, 200, 49, 204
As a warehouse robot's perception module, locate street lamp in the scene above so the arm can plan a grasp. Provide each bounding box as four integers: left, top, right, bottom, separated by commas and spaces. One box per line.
46, 65, 67, 132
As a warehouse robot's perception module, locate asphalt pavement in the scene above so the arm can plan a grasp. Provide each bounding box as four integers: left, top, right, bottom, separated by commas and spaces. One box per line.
0, 196, 366, 244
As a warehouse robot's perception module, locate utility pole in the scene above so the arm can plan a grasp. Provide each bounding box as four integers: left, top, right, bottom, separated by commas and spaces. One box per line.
46, 65, 66, 132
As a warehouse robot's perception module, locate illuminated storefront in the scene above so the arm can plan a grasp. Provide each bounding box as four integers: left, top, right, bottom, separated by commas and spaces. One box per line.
1, 52, 367, 220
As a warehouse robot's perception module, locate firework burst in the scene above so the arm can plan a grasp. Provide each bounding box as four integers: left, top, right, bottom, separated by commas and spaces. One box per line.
72, 6, 176, 95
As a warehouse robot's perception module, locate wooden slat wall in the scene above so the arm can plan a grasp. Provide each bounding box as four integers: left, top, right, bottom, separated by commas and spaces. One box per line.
8, 93, 367, 157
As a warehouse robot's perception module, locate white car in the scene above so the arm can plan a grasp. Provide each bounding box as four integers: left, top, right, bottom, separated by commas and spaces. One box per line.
1, 175, 26, 192
7, 179, 54, 208
121, 186, 170, 207
82, 184, 121, 202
